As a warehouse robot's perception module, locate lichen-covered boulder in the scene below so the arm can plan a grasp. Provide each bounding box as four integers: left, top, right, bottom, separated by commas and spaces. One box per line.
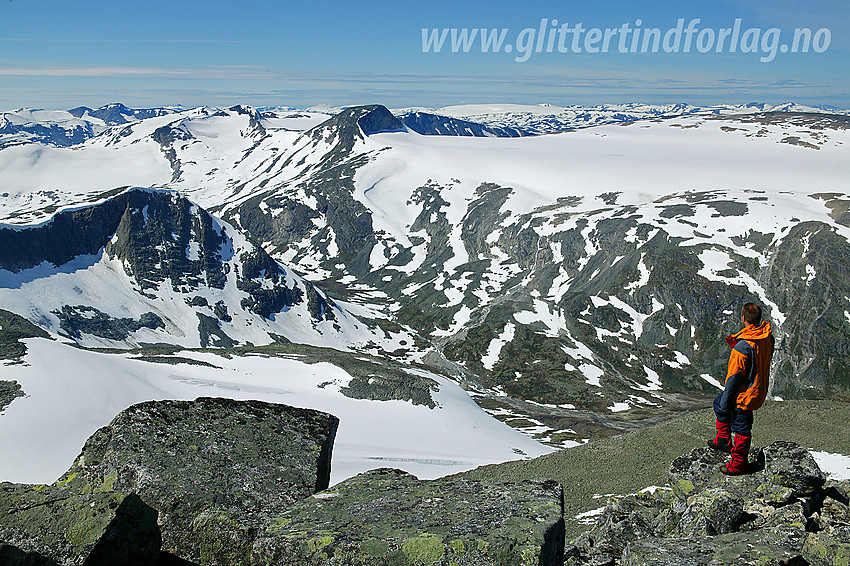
708, 527, 808, 565
803, 527, 850, 566
58, 397, 339, 566
0, 483, 160, 566
623, 526, 808, 566
621, 537, 715, 566
573, 442, 842, 566
573, 490, 676, 564
675, 487, 743, 537
668, 442, 826, 505
251, 468, 565, 566
668, 447, 729, 500
762, 441, 827, 498
817, 484, 850, 528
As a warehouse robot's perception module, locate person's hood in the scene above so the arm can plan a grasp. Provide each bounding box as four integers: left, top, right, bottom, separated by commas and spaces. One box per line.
726, 321, 772, 347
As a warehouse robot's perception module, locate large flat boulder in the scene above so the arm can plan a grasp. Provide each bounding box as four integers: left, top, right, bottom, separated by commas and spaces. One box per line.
668, 441, 826, 503
59, 397, 339, 565
0, 483, 160, 566
251, 468, 565, 566
622, 527, 809, 566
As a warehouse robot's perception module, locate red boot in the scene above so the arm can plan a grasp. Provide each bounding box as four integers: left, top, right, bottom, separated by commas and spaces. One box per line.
721, 434, 751, 475
707, 419, 732, 453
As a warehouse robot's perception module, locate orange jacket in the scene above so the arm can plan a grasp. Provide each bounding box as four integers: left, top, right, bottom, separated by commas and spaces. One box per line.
720, 321, 774, 411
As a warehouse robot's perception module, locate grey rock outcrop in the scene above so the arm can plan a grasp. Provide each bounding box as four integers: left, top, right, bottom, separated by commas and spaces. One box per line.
58, 397, 339, 565
668, 440, 826, 503
0, 484, 160, 566
569, 441, 846, 565
0, 380, 24, 413
0, 308, 51, 364
252, 468, 565, 566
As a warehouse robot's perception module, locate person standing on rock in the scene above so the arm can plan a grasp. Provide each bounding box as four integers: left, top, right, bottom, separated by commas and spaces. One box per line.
708, 302, 775, 475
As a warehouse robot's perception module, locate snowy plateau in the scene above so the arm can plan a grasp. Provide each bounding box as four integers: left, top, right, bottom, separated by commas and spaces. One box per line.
0, 101, 849, 491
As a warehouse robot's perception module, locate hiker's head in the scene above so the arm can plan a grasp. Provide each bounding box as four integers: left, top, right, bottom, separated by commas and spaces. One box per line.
741, 302, 762, 325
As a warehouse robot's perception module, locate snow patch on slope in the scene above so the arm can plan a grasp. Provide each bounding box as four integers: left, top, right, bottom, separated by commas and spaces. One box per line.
0, 339, 552, 486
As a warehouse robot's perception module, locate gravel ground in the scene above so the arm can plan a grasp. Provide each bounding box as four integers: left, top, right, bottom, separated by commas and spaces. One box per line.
456, 400, 850, 538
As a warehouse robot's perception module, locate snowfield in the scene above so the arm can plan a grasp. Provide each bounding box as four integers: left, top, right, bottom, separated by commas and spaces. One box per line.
0, 339, 552, 486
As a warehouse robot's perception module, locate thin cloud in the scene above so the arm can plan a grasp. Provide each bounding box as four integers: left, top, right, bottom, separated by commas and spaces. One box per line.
0, 67, 191, 77
0, 66, 270, 78
0, 38, 271, 44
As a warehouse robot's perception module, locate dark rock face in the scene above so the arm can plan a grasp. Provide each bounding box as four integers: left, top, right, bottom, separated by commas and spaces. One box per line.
569, 441, 842, 565
58, 397, 339, 566
398, 111, 525, 138
0, 380, 24, 413
53, 305, 164, 341
104, 190, 229, 292
0, 310, 51, 387
252, 468, 565, 566
356, 106, 406, 136
764, 221, 850, 397
0, 191, 132, 274
0, 485, 161, 566
0, 189, 229, 292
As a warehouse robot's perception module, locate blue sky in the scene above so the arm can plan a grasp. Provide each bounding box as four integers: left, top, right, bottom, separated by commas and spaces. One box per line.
0, 0, 847, 109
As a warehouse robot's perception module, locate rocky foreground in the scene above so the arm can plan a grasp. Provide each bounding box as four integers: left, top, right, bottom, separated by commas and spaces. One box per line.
1, 398, 849, 565
569, 442, 849, 565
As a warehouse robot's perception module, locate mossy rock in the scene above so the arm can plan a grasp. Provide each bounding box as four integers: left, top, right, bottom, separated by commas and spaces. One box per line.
58, 397, 339, 565
0, 483, 160, 566
803, 530, 850, 566
252, 468, 565, 565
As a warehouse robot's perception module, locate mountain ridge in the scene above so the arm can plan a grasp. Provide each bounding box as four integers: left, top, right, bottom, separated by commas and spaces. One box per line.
0, 187, 405, 351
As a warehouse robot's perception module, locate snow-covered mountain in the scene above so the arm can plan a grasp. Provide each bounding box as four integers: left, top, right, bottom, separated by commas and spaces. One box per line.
1, 101, 849, 460
424, 101, 850, 135
396, 111, 526, 137
0, 180, 548, 486
8, 101, 845, 154
0, 103, 180, 149
0, 187, 408, 352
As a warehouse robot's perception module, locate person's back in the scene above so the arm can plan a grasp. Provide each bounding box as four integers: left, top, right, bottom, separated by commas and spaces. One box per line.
708, 302, 775, 474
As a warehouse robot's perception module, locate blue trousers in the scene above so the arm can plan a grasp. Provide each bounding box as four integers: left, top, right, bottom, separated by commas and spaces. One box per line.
714, 394, 753, 435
